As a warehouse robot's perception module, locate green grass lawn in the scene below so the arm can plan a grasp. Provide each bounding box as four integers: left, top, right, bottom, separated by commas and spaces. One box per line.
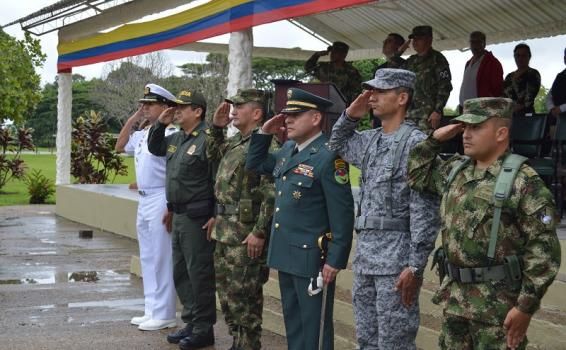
0, 154, 360, 206
0, 155, 136, 206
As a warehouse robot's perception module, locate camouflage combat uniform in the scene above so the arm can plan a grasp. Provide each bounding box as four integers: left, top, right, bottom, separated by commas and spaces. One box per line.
407, 98, 561, 349
329, 111, 439, 349
394, 49, 452, 132
304, 55, 362, 104
207, 126, 275, 350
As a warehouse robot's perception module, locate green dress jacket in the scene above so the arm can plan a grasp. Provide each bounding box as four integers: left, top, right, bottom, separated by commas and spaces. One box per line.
246, 132, 354, 278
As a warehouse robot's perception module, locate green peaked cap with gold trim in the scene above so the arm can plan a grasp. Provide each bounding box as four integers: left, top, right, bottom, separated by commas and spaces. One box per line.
281, 88, 333, 114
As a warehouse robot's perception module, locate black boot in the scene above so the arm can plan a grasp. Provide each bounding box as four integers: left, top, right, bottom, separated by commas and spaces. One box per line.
179, 329, 214, 349
167, 324, 193, 344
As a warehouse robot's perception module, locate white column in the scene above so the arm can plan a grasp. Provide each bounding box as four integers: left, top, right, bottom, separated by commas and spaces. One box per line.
56, 72, 72, 185
226, 29, 253, 137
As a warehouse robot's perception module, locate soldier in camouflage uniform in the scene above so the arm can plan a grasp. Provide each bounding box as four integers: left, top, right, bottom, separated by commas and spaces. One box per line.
207, 89, 275, 350
305, 41, 362, 104
393, 26, 452, 133
408, 97, 561, 349
329, 68, 440, 349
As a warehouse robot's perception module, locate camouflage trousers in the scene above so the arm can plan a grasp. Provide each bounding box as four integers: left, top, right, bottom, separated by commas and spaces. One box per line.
215, 242, 269, 350
352, 273, 419, 350
439, 313, 528, 350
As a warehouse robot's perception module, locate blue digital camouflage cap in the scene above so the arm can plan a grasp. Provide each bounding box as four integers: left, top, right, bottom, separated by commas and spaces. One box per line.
362, 68, 416, 90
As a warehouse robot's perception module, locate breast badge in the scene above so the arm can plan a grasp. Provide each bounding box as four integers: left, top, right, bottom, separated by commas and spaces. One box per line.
334, 159, 349, 184
187, 144, 197, 155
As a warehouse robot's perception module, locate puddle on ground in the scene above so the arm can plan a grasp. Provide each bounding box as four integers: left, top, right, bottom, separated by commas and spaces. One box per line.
27, 251, 57, 255
40, 238, 56, 244
0, 269, 131, 285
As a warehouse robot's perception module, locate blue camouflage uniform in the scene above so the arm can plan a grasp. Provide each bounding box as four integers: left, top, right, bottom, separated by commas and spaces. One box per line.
329, 69, 440, 349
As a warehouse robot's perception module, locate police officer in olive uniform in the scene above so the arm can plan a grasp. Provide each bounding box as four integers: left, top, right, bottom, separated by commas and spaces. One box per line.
147, 90, 217, 350
246, 88, 355, 350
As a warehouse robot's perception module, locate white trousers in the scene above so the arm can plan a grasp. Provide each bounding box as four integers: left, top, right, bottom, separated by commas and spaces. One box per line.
136, 191, 176, 320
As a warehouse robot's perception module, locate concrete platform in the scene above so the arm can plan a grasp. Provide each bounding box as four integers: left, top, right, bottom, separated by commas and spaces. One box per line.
0, 205, 286, 350
55, 184, 566, 349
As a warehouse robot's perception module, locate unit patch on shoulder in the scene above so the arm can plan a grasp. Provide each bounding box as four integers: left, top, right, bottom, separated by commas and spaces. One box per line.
334, 158, 349, 184
167, 145, 177, 153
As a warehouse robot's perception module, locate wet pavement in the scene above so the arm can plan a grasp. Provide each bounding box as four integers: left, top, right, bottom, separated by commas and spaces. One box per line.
0, 205, 287, 350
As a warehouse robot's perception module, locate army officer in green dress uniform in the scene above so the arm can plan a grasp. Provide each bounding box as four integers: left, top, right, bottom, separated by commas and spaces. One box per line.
246, 88, 355, 350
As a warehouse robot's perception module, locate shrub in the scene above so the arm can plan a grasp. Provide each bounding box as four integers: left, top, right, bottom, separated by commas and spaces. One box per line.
0, 124, 35, 191
24, 169, 55, 204
71, 111, 128, 184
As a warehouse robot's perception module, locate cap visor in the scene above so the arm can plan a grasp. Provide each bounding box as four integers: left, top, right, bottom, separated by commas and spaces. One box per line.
362, 80, 378, 90
175, 99, 192, 105
139, 98, 158, 103
280, 107, 310, 114
452, 114, 489, 124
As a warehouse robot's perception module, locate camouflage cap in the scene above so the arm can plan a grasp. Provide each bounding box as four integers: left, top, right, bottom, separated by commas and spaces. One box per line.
409, 25, 433, 39
362, 68, 416, 90
281, 88, 333, 114
225, 88, 267, 106
175, 90, 207, 108
453, 97, 514, 124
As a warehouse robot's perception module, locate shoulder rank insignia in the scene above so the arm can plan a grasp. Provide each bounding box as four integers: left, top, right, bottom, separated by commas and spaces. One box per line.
187, 144, 197, 155
167, 145, 177, 153
191, 130, 199, 137
204, 128, 211, 135
334, 159, 349, 184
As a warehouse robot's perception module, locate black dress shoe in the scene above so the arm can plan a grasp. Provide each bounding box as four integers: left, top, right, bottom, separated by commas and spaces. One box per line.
167, 324, 193, 344
178, 329, 214, 349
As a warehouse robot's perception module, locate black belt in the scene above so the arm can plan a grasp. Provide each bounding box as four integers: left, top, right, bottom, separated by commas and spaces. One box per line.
445, 262, 506, 283
167, 198, 213, 215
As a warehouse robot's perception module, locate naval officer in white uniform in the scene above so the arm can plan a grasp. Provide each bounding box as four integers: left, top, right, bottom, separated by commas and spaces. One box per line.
115, 84, 178, 331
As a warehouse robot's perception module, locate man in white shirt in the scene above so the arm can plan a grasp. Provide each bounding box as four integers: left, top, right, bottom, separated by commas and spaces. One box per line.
115, 84, 178, 331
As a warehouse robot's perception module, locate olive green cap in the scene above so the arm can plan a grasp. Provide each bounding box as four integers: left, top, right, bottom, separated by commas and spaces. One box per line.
453, 97, 514, 124
175, 90, 207, 108
280, 88, 333, 114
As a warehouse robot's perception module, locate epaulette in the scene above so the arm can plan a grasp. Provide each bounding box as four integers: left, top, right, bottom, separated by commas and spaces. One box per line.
204, 128, 211, 135
191, 130, 199, 137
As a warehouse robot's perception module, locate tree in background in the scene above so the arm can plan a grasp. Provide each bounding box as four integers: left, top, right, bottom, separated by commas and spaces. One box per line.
92, 52, 173, 127
179, 53, 229, 114
0, 29, 45, 124
534, 85, 549, 114
28, 74, 107, 147
252, 57, 308, 90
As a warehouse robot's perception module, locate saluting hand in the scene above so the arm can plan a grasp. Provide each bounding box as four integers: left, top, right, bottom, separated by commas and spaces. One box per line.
428, 111, 442, 129
432, 123, 464, 142
262, 114, 287, 141
504, 307, 531, 349
158, 107, 176, 125
213, 102, 231, 128
398, 39, 411, 55
242, 233, 265, 259
346, 90, 372, 119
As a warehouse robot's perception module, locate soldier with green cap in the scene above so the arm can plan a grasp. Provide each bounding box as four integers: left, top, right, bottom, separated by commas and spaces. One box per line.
207, 89, 276, 350
246, 88, 355, 350
305, 41, 362, 104
147, 90, 217, 350
393, 25, 452, 132
407, 97, 561, 350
